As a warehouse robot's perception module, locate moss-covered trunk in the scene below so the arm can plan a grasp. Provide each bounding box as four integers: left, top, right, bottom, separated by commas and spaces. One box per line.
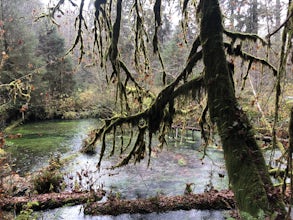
199, 0, 287, 218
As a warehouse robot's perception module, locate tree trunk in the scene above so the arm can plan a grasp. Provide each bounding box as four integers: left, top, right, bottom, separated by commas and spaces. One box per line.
84, 190, 235, 216
0, 191, 105, 213
249, 0, 259, 33
275, 0, 281, 40
199, 0, 287, 218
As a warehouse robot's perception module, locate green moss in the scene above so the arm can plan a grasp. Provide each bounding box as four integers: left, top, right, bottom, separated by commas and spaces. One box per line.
178, 158, 187, 166
199, 0, 286, 218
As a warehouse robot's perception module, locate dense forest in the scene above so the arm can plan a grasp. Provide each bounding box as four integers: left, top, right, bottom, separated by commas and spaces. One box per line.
0, 0, 293, 219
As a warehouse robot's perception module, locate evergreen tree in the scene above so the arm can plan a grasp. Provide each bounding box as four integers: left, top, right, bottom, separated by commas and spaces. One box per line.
0, 0, 41, 82
37, 24, 75, 98
0, 0, 43, 123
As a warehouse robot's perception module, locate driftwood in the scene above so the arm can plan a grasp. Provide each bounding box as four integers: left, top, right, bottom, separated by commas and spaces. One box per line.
0, 190, 105, 213
84, 190, 235, 216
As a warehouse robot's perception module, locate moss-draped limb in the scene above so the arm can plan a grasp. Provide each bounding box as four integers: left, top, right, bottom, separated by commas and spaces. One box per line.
223, 42, 277, 76
133, 0, 150, 76
82, 81, 203, 167
81, 31, 204, 164
152, 0, 167, 84
153, 0, 162, 54
35, 0, 77, 25
224, 29, 268, 46
171, 76, 204, 101
182, 0, 190, 13
82, 72, 203, 167
66, 0, 87, 62
199, 102, 209, 157
119, 60, 143, 90
199, 0, 287, 218
266, 7, 293, 39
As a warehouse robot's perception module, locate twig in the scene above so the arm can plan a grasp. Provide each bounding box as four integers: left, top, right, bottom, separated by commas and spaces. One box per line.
266, 11, 293, 39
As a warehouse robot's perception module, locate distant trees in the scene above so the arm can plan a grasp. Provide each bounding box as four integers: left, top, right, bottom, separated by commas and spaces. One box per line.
0, 0, 40, 79
221, 0, 286, 36
0, 0, 42, 124
37, 25, 75, 98
0, 0, 76, 124
53, 0, 291, 218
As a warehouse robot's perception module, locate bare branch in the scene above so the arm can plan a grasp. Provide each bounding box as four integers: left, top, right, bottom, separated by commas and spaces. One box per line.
266, 11, 293, 39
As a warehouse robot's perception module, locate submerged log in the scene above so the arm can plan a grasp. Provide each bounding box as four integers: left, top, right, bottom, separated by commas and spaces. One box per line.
0, 190, 105, 213
84, 190, 235, 216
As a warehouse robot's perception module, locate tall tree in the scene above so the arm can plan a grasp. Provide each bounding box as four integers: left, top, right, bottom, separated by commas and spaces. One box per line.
275, 0, 281, 40
199, 0, 285, 217
246, 0, 259, 33
47, 0, 292, 218
0, 0, 40, 82
0, 0, 43, 123
37, 24, 75, 98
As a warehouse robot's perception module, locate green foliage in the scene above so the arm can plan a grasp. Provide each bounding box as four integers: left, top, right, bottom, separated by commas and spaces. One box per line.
32, 154, 64, 194
15, 201, 39, 220
37, 25, 75, 98
177, 157, 187, 166
0, 0, 44, 123
239, 210, 267, 220
62, 111, 79, 120
33, 168, 63, 194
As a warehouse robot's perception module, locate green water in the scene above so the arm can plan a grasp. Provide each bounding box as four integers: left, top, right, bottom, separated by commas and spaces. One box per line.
5, 119, 229, 219
5, 119, 99, 174
5, 119, 228, 195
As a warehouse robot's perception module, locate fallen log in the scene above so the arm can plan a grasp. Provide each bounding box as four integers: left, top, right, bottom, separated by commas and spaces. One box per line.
84, 190, 235, 216
0, 190, 105, 213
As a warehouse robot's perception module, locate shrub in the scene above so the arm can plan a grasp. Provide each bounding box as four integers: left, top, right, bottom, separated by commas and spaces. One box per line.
33, 169, 63, 194
32, 154, 64, 194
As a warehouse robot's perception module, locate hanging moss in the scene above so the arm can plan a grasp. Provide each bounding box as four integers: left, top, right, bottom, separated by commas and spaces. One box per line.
224, 29, 268, 46
199, 0, 287, 218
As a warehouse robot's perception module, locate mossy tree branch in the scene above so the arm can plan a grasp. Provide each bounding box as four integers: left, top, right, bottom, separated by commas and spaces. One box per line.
199, 0, 287, 217
39, 1, 291, 216
223, 42, 277, 76
66, 0, 87, 62
81, 34, 204, 167
224, 29, 268, 46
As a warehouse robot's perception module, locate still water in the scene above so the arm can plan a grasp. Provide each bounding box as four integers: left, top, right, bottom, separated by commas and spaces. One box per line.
5, 119, 229, 219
